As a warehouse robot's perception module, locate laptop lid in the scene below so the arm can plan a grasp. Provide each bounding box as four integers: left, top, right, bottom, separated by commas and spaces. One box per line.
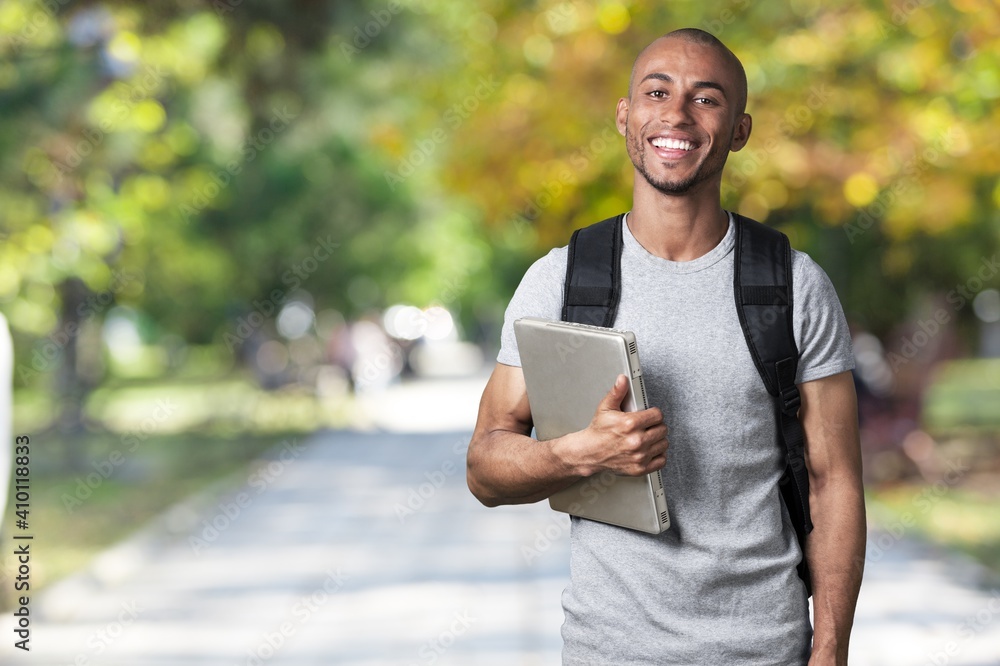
513, 317, 669, 534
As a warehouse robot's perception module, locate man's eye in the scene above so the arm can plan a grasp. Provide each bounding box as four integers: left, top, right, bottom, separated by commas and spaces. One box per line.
649, 90, 666, 99
696, 97, 717, 105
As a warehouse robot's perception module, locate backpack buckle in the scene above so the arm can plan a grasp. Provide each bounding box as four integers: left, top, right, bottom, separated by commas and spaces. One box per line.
779, 386, 801, 415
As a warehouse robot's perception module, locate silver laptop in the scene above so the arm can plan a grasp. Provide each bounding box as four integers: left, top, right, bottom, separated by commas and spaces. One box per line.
514, 317, 669, 534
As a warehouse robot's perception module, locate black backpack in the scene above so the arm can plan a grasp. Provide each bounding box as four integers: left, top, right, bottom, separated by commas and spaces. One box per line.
561, 212, 813, 596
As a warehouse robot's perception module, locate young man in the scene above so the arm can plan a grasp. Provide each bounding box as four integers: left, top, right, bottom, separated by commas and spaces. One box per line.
467, 29, 865, 665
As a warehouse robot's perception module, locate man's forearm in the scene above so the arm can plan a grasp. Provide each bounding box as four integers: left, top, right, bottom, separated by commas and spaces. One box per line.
466, 429, 583, 507
806, 472, 866, 663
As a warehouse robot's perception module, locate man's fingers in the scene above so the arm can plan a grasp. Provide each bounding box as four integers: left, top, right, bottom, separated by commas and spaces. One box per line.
646, 454, 667, 472
597, 374, 629, 411
644, 423, 668, 442
631, 406, 666, 429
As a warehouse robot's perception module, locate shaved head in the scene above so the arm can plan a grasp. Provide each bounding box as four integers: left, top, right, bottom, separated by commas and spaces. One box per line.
628, 28, 748, 116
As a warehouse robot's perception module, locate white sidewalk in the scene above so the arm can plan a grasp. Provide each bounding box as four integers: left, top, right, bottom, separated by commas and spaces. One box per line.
1, 427, 566, 665
850, 530, 1000, 666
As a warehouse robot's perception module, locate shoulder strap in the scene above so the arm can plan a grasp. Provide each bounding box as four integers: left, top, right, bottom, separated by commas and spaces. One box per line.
733, 213, 814, 596
562, 214, 624, 327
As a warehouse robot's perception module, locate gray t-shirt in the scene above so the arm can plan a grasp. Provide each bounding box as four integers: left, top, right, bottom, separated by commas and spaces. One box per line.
497, 212, 855, 665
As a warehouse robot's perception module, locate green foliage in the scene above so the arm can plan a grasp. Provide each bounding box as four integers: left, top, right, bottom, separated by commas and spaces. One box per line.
869, 487, 1000, 575
416, 0, 1000, 337
923, 358, 1000, 433
1, 0, 998, 392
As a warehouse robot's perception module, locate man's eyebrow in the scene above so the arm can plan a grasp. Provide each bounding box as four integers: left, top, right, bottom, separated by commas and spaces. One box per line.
640, 72, 673, 86
639, 72, 728, 98
692, 80, 728, 98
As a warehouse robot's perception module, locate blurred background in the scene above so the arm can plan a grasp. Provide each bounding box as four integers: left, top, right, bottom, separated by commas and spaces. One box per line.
0, 0, 998, 663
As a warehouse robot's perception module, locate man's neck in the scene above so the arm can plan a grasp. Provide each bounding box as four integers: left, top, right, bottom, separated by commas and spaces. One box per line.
627, 180, 729, 262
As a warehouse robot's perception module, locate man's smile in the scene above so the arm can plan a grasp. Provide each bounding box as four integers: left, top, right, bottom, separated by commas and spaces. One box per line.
647, 134, 700, 160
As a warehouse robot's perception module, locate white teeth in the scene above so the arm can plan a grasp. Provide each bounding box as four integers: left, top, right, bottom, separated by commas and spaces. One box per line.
650, 137, 695, 151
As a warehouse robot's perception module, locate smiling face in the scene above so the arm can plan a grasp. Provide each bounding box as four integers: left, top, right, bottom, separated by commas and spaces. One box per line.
617, 35, 751, 197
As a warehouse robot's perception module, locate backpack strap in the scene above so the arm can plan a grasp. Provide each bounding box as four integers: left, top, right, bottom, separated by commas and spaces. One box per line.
562, 214, 624, 327
733, 213, 814, 596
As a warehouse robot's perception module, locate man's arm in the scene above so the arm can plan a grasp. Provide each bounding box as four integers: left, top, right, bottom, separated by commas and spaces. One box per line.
466, 362, 669, 507
799, 370, 866, 666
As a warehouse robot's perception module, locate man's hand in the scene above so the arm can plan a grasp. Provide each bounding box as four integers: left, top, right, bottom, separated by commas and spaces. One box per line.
467, 364, 668, 507
556, 374, 669, 478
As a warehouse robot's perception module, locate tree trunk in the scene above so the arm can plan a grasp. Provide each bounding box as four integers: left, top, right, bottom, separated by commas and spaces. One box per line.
55, 277, 89, 470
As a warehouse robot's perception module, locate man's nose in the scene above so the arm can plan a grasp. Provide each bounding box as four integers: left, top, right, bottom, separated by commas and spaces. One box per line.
660, 98, 693, 126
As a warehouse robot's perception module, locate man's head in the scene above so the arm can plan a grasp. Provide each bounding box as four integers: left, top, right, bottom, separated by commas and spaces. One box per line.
628, 29, 748, 115
617, 29, 752, 197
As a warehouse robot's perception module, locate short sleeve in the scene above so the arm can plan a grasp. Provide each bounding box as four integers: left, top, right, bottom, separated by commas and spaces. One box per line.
791, 251, 855, 384
496, 246, 568, 367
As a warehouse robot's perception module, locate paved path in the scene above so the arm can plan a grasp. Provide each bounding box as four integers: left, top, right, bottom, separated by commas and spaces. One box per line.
2, 376, 998, 665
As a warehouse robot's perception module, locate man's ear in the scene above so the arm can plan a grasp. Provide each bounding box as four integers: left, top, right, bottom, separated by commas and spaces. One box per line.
615, 97, 629, 136
730, 113, 752, 152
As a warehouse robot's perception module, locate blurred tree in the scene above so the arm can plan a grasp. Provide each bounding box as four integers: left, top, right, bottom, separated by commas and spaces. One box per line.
0, 0, 487, 457
1, 0, 998, 458
412, 0, 1000, 340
